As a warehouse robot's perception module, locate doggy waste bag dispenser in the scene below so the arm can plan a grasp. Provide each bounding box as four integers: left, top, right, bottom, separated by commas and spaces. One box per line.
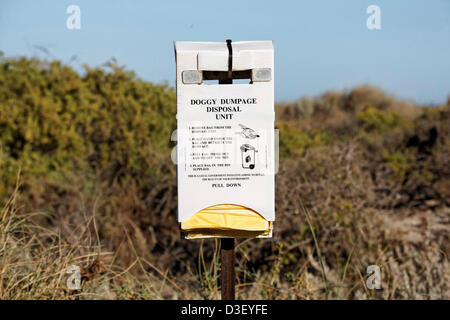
175, 40, 275, 240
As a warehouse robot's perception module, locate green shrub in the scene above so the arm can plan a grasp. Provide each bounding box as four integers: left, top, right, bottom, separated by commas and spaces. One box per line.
382, 149, 415, 182
357, 105, 412, 134
277, 121, 332, 157
0, 57, 176, 201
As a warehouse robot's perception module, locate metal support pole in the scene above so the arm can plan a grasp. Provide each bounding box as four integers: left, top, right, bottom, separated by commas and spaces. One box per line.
220, 237, 235, 300
219, 67, 235, 300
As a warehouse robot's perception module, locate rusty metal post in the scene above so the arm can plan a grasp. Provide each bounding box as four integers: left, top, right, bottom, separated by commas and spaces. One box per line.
220, 237, 235, 300
219, 60, 235, 299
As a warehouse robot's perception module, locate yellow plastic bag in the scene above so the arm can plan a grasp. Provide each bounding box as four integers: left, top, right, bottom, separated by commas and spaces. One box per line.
181, 204, 271, 238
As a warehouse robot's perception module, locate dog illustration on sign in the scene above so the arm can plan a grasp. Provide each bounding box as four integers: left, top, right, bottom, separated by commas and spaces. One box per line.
236, 124, 260, 139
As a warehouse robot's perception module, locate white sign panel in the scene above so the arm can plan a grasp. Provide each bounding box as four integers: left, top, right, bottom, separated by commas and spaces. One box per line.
175, 41, 275, 224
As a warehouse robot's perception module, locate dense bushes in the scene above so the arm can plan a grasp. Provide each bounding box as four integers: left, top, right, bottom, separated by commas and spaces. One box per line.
0, 57, 176, 201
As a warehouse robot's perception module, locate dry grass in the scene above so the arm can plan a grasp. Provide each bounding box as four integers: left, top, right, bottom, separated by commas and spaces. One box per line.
0, 175, 187, 299
1, 171, 447, 299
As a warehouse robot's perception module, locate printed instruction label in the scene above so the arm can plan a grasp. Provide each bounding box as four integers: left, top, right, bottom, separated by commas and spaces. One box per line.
177, 84, 275, 221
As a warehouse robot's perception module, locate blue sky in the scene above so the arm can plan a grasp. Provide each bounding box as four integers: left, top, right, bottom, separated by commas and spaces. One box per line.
0, 0, 449, 104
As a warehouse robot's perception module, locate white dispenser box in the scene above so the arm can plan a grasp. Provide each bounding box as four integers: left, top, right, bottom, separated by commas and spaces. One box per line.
174, 41, 275, 233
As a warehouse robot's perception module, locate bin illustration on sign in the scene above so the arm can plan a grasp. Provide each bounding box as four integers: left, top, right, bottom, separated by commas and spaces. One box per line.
174, 40, 275, 239
240, 144, 256, 169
